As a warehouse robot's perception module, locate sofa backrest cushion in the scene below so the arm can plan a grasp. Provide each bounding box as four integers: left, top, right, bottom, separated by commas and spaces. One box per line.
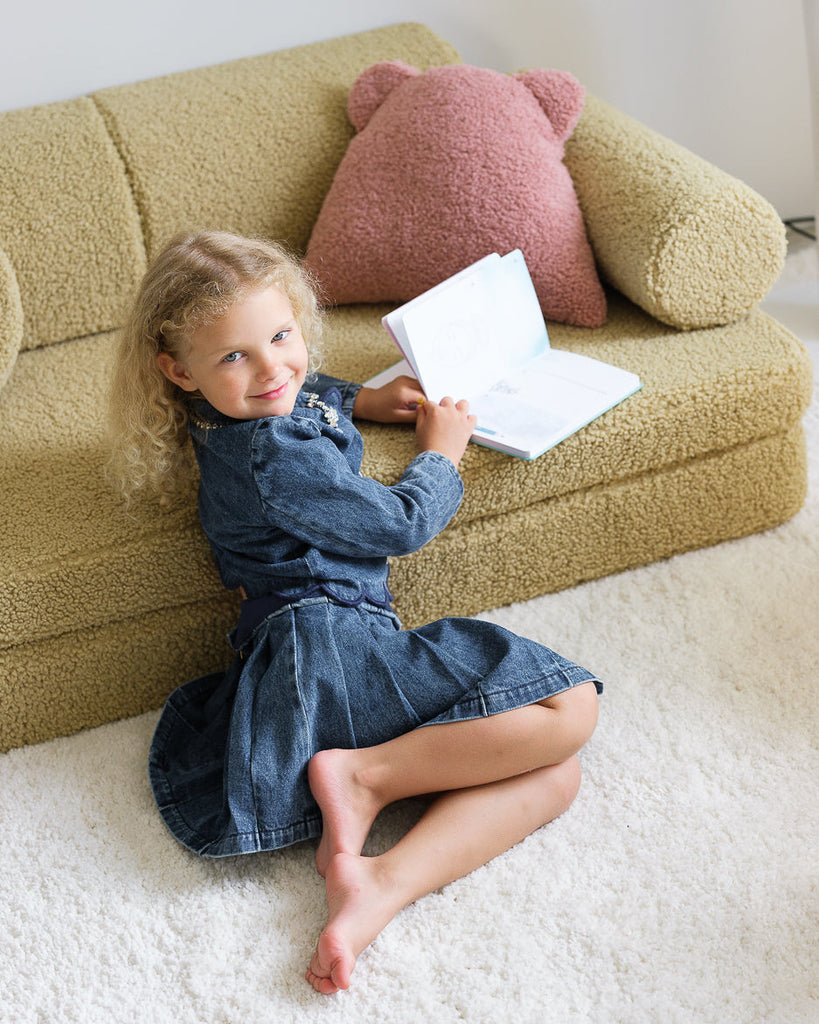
0, 98, 147, 353
0, 24, 459, 368
92, 24, 461, 262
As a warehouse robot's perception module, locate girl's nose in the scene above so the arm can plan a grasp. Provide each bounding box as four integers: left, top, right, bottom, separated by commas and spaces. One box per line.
256, 350, 281, 381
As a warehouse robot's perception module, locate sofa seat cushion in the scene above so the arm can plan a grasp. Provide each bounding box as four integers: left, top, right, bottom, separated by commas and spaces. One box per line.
0, 297, 811, 663
322, 296, 812, 519
0, 330, 218, 657
0, 246, 23, 390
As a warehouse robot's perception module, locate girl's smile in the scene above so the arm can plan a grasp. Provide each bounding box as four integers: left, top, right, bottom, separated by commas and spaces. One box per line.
156, 285, 309, 420
254, 380, 290, 401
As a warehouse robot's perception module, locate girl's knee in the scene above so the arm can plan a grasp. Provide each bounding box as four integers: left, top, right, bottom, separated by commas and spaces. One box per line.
538, 680, 599, 754
549, 755, 583, 814
574, 681, 600, 742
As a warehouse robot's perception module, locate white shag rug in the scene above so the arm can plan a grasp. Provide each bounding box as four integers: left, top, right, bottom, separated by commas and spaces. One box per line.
2, 258, 817, 1024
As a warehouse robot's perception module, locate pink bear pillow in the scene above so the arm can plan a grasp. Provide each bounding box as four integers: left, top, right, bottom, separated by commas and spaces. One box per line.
305, 61, 606, 328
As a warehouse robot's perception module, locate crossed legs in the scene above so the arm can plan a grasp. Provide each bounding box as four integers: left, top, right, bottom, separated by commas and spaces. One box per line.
305, 681, 599, 994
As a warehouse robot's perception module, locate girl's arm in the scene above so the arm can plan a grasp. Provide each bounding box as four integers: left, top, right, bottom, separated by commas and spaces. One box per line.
309, 371, 475, 464
257, 443, 463, 558
308, 371, 424, 424
251, 415, 471, 559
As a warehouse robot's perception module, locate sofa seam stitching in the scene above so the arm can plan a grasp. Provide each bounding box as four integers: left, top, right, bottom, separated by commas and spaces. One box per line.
89, 92, 151, 266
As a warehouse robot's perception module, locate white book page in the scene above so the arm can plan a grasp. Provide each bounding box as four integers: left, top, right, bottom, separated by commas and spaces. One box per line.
400, 250, 548, 403
469, 348, 642, 456
381, 253, 502, 384
375, 250, 642, 459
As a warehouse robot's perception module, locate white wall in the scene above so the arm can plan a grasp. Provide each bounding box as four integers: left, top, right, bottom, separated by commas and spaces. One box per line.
1, 0, 813, 219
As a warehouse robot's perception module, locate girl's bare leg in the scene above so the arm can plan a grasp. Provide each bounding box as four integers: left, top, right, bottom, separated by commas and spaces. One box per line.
309, 681, 598, 876
306, 755, 582, 994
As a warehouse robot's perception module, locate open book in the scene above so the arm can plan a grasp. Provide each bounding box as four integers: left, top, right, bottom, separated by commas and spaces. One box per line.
367, 250, 642, 460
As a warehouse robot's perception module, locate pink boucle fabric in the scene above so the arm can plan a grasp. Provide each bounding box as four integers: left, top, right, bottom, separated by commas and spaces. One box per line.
305, 62, 607, 328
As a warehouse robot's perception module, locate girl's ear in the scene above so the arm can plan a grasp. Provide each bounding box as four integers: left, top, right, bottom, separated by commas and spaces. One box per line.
156, 352, 198, 392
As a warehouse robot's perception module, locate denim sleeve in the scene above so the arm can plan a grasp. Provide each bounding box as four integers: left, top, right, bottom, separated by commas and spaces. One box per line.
250, 422, 464, 558
307, 373, 361, 418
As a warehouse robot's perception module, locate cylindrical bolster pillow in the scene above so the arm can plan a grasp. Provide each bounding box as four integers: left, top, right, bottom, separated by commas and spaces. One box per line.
565, 95, 786, 329
0, 247, 23, 391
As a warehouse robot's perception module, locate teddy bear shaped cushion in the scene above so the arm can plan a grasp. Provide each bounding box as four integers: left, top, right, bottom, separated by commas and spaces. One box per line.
304, 61, 606, 328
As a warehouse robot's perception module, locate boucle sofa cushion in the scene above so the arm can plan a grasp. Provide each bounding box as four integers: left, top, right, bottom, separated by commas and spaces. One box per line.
0, 247, 22, 390
305, 61, 607, 328
0, 98, 146, 353
565, 96, 787, 329
92, 26, 461, 259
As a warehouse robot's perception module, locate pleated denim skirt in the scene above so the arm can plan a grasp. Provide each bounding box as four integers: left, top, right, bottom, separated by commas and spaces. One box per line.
149, 597, 601, 857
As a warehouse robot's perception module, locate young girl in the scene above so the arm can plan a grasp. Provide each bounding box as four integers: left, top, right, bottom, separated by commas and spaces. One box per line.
109, 229, 602, 995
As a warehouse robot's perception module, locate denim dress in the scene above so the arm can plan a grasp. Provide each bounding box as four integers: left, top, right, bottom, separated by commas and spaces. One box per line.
149, 375, 602, 857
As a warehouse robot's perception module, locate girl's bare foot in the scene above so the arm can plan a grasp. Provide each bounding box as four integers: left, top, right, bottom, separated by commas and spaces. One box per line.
305, 852, 402, 994
308, 749, 383, 877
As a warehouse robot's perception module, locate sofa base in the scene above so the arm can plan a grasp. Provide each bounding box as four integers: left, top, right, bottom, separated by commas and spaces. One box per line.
1, 424, 806, 752
392, 423, 807, 626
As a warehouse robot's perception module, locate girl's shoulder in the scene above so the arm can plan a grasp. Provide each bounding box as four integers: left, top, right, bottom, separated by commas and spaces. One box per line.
253, 390, 358, 460
188, 393, 356, 468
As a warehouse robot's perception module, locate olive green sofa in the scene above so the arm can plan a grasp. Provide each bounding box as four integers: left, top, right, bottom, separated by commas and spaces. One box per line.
0, 23, 812, 751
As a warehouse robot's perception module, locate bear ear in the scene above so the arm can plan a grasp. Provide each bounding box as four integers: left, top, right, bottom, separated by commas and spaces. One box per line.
348, 60, 420, 131
514, 69, 585, 141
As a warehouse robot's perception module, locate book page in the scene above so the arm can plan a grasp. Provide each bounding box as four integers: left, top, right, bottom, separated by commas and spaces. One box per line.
381, 253, 502, 385
400, 251, 548, 403
469, 348, 642, 457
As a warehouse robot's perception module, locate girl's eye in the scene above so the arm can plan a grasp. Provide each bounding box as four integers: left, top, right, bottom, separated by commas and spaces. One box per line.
272, 330, 289, 343
222, 351, 242, 364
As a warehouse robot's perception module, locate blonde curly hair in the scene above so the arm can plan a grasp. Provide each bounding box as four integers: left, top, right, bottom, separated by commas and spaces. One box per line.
107, 229, 325, 505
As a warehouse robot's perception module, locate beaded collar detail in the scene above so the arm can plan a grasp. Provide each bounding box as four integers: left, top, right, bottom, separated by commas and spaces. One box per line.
187, 391, 341, 432
304, 392, 340, 430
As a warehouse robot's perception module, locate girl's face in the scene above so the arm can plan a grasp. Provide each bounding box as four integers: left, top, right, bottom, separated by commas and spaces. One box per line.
157, 285, 309, 420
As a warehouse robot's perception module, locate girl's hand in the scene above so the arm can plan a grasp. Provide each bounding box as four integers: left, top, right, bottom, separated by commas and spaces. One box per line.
415, 396, 477, 466
353, 376, 426, 423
